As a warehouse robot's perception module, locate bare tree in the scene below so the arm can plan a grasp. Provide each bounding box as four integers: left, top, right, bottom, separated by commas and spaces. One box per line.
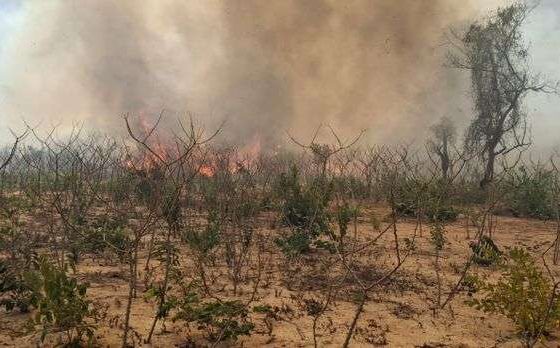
448, 3, 556, 188
426, 116, 457, 181
287, 125, 364, 177
0, 129, 28, 172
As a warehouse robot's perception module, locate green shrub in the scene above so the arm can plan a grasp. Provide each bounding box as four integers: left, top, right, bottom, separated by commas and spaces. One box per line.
274, 167, 332, 256
183, 218, 221, 256
429, 222, 446, 251
393, 178, 459, 222
174, 297, 254, 342
70, 225, 130, 266
332, 176, 370, 199
335, 203, 356, 239
25, 257, 96, 346
505, 166, 555, 220
469, 236, 502, 267
394, 200, 458, 222
394, 200, 417, 217
467, 248, 560, 347
0, 259, 37, 312
427, 205, 458, 222
275, 230, 313, 257
0, 196, 35, 260
275, 167, 331, 233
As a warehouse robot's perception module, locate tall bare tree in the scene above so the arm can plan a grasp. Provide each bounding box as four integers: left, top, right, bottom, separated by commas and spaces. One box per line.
449, 3, 556, 188
427, 116, 456, 180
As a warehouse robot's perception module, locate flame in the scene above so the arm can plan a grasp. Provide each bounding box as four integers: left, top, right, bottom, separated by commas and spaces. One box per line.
123, 113, 172, 171
198, 164, 215, 177
123, 115, 264, 177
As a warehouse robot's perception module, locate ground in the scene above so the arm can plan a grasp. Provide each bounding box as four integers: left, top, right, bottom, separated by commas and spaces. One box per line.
1, 207, 559, 347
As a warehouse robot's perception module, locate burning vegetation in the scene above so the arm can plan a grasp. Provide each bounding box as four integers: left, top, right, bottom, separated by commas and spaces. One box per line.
1, 2, 560, 348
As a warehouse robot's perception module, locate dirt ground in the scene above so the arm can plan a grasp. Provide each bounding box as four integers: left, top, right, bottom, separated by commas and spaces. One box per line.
1, 207, 559, 347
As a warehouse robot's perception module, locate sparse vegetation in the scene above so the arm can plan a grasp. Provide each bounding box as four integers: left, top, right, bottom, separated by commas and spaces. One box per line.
1, 2, 559, 347
468, 248, 560, 347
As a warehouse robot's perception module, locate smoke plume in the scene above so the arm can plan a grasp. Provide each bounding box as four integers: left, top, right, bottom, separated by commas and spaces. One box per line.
0, 0, 506, 146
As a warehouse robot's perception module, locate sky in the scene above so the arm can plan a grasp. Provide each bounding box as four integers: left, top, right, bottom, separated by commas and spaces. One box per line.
0, 0, 21, 63
522, 0, 560, 153
0, 0, 558, 153
0, 0, 24, 137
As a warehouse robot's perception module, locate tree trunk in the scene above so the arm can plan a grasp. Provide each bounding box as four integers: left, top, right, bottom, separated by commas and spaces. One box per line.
480, 148, 496, 189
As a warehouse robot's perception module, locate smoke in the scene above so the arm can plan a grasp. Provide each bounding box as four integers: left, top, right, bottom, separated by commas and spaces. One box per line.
0, 0, 507, 146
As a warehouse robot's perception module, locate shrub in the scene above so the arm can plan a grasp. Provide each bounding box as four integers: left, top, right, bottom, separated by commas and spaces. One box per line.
394, 200, 417, 217
0, 196, 35, 261
25, 257, 96, 346
394, 200, 458, 222
275, 166, 331, 233
275, 230, 313, 257
335, 203, 356, 239
426, 204, 458, 223
174, 296, 254, 342
0, 259, 37, 312
505, 166, 555, 220
429, 222, 446, 251
70, 225, 130, 265
274, 167, 332, 256
467, 248, 560, 347
183, 218, 221, 256
392, 179, 458, 222
469, 236, 502, 267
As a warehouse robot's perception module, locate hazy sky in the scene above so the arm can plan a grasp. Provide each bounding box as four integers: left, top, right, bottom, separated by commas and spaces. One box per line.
522, 0, 560, 153
0, 1, 558, 153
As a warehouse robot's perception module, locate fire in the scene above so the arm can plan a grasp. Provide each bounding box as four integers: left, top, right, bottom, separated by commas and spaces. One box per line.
123, 114, 172, 171
123, 114, 264, 177
195, 136, 262, 178
198, 164, 215, 177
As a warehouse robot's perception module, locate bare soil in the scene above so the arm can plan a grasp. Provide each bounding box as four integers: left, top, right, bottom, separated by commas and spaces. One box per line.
1, 207, 559, 347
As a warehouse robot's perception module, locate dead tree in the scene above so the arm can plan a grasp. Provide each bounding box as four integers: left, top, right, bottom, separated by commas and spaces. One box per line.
124, 113, 221, 345
448, 3, 556, 189
426, 117, 456, 181
287, 125, 364, 178
0, 129, 28, 172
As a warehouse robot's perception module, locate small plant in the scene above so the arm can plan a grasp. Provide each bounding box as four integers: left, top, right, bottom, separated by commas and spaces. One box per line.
0, 259, 37, 312
461, 273, 482, 295
317, 203, 359, 254
395, 199, 458, 222
467, 248, 560, 347
429, 222, 446, 251
469, 236, 502, 266
394, 200, 417, 217
69, 225, 130, 266
183, 220, 221, 256
426, 205, 458, 222
274, 167, 332, 257
25, 257, 96, 346
430, 222, 446, 307
174, 297, 254, 342
0, 196, 35, 262
0, 197, 39, 312
276, 230, 313, 257
276, 167, 331, 232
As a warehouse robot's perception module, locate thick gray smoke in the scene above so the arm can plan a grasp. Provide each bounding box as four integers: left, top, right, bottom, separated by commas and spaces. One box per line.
0, 0, 507, 146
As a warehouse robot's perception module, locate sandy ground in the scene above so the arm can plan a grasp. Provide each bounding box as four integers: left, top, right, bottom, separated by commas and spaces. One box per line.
1, 208, 560, 347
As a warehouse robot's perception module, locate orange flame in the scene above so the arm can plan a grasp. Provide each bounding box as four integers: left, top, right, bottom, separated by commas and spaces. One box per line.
123, 115, 264, 177
123, 114, 171, 171
198, 164, 215, 177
